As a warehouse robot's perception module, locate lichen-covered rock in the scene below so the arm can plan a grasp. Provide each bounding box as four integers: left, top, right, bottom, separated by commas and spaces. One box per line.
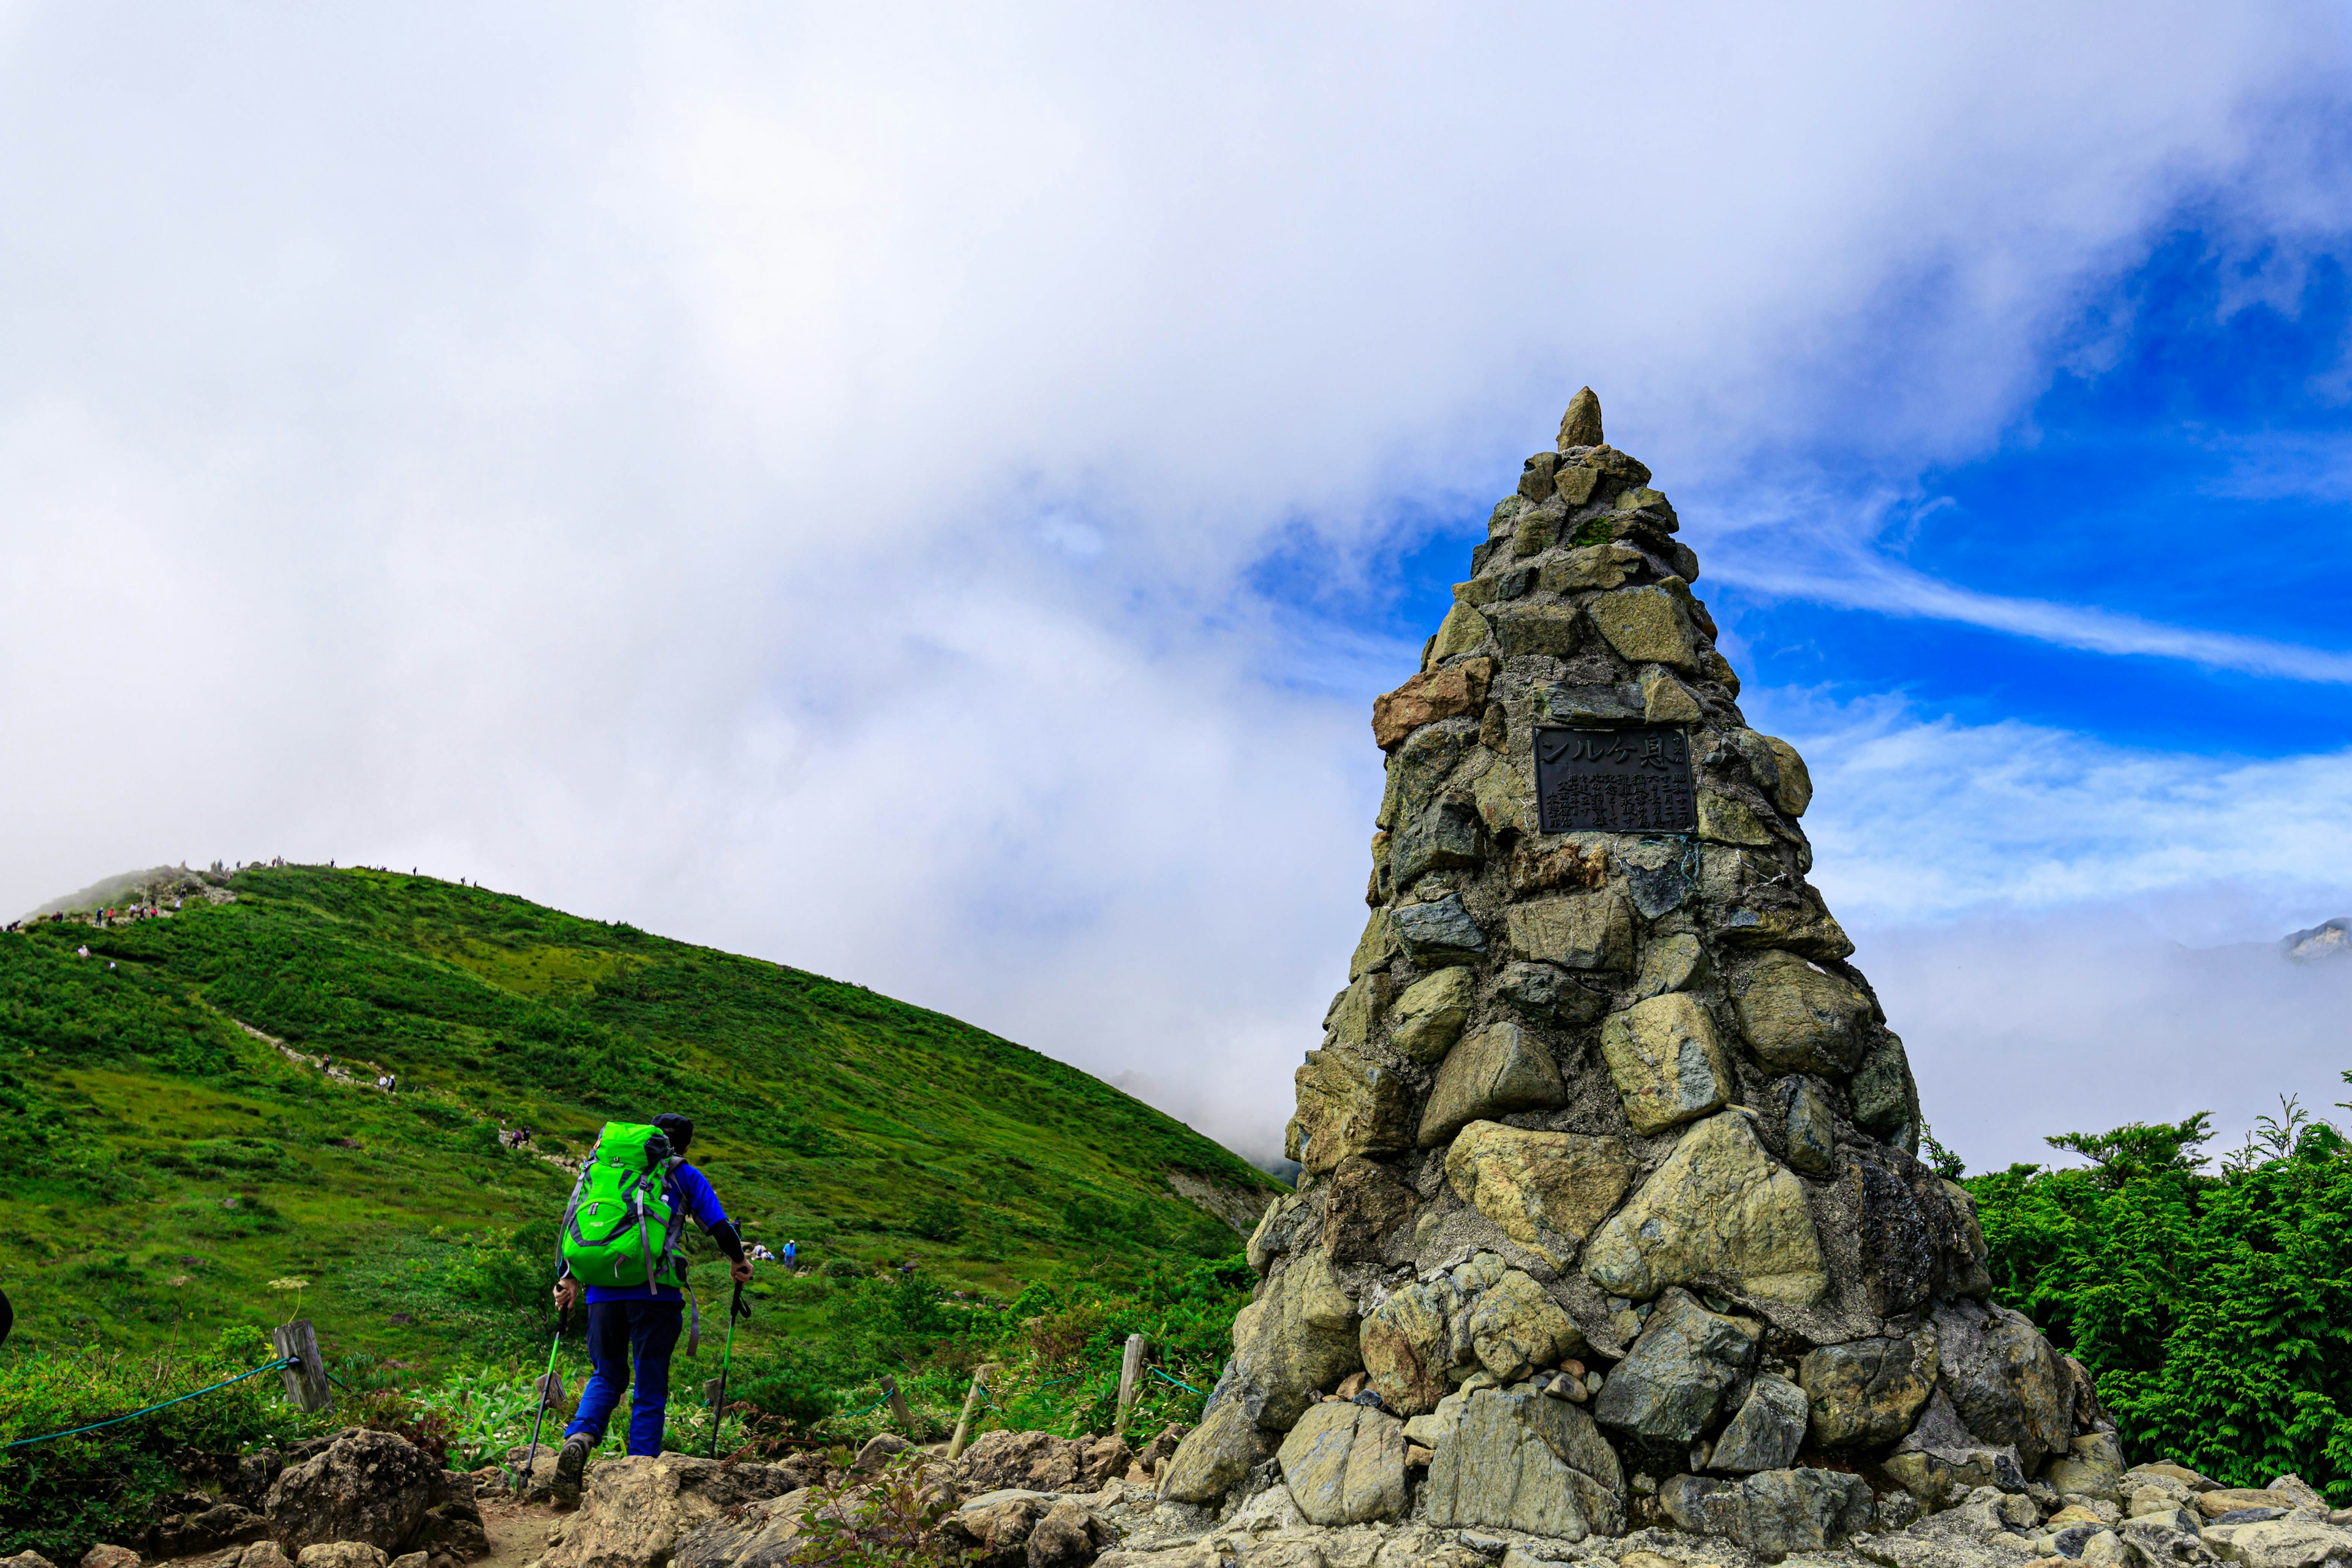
1224, 1253, 1363, 1431
1292, 1048, 1412, 1175
1635, 932, 1711, 999
1358, 1275, 1463, 1417
1711, 1373, 1809, 1474
1882, 1390, 2030, 1506
1590, 1288, 1760, 1445
1442, 1120, 1634, 1256
1800, 1329, 1940, 1449
1385, 968, 1475, 1063
1599, 992, 1735, 1135
1763, 737, 1812, 816
1423, 1387, 1623, 1539
2046, 1433, 2127, 1504
1461, 1268, 1583, 1383
1416, 1022, 1567, 1147
1589, 584, 1702, 673
1558, 386, 1604, 448
1732, 951, 1868, 1075
1658, 1468, 1875, 1561
1275, 1403, 1408, 1526
1503, 891, 1635, 971
1583, 1110, 1827, 1306
1325, 974, 1390, 1050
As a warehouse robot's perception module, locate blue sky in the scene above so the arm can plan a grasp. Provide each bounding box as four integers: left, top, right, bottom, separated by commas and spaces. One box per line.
4, 6, 2351, 1170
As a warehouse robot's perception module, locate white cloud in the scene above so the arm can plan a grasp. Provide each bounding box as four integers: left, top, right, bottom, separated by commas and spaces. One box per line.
3, 6, 2351, 1162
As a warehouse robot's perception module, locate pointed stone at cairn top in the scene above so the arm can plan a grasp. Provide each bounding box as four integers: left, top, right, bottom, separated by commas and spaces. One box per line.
1556, 386, 1604, 451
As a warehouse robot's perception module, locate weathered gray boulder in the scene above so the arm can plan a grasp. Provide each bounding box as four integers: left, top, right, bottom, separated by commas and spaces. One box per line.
1583, 1110, 1828, 1306
1732, 951, 1868, 1074
1932, 1298, 2071, 1474
960, 1430, 1131, 1494
2198, 1517, 2352, 1568
1491, 960, 1608, 1025
671, 1488, 816, 1568
1599, 992, 1735, 1135
539, 1455, 804, 1568
1882, 1389, 2030, 1506
1800, 1329, 1940, 1449
1275, 1403, 1407, 1525
1591, 1288, 1760, 1446
1709, 1373, 1809, 1474
263, 1431, 478, 1561
1659, 1468, 1874, 1560
940, 1495, 1046, 1568
1024, 1499, 1117, 1568
293, 1548, 384, 1568
1423, 1387, 1623, 1539
1156, 1391, 1267, 1504
1441, 1120, 1634, 1259
1225, 1253, 1362, 1430
1391, 893, 1487, 964
2121, 1515, 2219, 1568
1849, 1147, 1995, 1314
1416, 1022, 1567, 1147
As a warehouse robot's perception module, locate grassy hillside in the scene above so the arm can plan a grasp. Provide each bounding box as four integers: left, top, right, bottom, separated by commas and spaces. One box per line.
0, 864, 1280, 1369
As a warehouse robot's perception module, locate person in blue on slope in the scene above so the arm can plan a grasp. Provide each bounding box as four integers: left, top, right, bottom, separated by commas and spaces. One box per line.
550, 1113, 751, 1497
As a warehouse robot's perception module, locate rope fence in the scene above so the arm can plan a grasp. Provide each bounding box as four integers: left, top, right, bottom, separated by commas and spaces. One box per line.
3, 1355, 300, 1451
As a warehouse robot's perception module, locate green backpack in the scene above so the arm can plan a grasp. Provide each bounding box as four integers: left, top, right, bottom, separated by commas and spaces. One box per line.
560, 1122, 689, 1291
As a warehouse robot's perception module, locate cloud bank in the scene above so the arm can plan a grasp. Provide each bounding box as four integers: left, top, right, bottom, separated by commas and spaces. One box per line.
4, 6, 2351, 1164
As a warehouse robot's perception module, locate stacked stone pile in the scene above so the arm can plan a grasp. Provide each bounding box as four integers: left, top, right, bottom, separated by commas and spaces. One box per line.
1145, 390, 2282, 1563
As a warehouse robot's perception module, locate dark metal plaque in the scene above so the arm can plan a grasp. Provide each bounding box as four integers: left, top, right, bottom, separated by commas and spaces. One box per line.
1534, 725, 1695, 834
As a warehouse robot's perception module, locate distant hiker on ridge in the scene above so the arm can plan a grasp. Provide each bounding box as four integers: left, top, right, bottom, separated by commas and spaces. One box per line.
550, 1113, 750, 1502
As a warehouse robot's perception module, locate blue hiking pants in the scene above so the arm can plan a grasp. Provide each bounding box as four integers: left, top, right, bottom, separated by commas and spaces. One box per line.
565, 1299, 684, 1456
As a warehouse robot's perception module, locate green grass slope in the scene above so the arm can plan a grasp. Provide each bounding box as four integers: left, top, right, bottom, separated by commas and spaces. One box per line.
0, 865, 1280, 1368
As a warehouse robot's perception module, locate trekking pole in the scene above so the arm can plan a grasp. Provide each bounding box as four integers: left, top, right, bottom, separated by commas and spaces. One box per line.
708, 1279, 750, 1459
513, 1303, 568, 1496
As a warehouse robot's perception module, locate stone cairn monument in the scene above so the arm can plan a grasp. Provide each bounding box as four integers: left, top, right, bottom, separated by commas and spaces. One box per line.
1158, 390, 2122, 1559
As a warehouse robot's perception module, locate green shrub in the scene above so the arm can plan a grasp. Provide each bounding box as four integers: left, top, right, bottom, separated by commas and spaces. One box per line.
0, 1327, 319, 1561
1967, 1090, 2352, 1503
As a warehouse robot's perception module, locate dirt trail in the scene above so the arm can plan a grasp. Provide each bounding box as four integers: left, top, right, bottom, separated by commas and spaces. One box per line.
475, 1498, 562, 1568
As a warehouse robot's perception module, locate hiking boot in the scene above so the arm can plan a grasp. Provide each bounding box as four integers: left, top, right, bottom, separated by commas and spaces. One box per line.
552, 1433, 594, 1509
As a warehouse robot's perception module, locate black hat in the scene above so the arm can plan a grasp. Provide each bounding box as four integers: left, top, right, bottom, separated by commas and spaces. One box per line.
652, 1114, 695, 1155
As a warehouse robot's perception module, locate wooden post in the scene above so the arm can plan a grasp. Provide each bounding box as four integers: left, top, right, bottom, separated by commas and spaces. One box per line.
946, 1363, 999, 1462
271, 1319, 332, 1414
1114, 1335, 1147, 1436
881, 1373, 914, 1433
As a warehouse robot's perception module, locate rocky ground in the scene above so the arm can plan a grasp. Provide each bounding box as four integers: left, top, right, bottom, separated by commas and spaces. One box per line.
8, 1423, 2347, 1568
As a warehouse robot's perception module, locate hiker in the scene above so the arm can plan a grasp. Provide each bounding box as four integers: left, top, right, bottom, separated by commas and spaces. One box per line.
783, 1238, 796, 1271
551, 1114, 750, 1498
